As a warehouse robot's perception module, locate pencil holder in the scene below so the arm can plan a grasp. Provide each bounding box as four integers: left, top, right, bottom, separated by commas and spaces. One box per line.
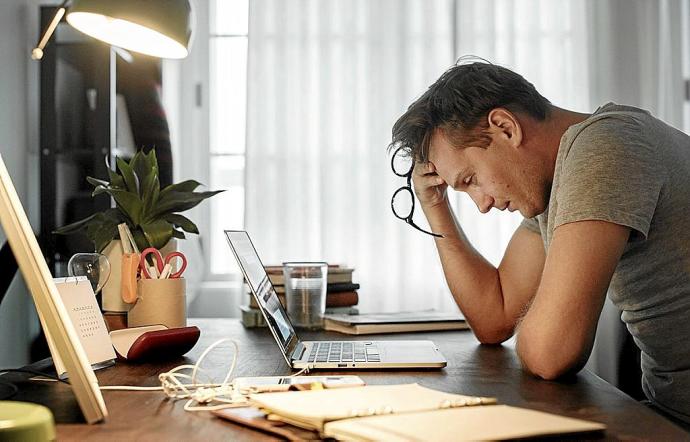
128, 277, 186, 329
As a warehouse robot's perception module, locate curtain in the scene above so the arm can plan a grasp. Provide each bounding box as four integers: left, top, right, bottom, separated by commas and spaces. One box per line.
586, 0, 686, 128
245, 0, 458, 312
245, 0, 595, 312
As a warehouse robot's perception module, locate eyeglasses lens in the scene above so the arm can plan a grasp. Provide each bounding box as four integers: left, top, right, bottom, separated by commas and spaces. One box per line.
392, 149, 414, 176
392, 187, 413, 219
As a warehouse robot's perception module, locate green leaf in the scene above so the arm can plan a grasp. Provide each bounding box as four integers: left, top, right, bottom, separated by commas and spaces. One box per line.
131, 150, 159, 189
171, 229, 186, 240
86, 176, 110, 188
163, 214, 199, 234
153, 190, 224, 218
159, 180, 203, 200
141, 170, 160, 221
132, 228, 149, 252
102, 208, 127, 226
53, 213, 99, 235
141, 219, 174, 250
92, 185, 109, 197
129, 151, 146, 180
105, 158, 125, 189
117, 157, 139, 195
146, 149, 159, 177
85, 214, 120, 252
109, 188, 143, 224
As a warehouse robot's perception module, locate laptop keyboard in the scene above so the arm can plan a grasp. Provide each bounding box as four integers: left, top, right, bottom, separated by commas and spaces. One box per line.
308, 342, 380, 363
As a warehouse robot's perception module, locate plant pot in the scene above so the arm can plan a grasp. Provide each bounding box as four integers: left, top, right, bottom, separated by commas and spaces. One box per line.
101, 239, 178, 313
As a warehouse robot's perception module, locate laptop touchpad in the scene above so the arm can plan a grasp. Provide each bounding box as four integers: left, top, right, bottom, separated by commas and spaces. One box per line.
379, 342, 444, 362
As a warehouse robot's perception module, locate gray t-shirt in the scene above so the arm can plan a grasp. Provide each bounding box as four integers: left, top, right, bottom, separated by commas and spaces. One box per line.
521, 103, 690, 423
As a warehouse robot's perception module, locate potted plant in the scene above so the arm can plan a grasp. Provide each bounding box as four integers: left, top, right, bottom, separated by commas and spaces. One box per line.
56, 149, 222, 251
55, 149, 222, 312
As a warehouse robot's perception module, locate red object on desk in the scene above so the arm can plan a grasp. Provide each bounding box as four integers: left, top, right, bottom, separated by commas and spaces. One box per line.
110, 325, 200, 361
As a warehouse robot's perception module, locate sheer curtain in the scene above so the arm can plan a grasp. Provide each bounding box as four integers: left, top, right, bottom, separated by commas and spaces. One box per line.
245, 0, 457, 312
586, 0, 686, 128
245, 0, 592, 312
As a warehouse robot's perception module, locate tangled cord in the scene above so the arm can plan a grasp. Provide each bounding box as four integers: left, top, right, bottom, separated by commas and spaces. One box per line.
157, 338, 245, 411
25, 338, 314, 413
103, 338, 312, 412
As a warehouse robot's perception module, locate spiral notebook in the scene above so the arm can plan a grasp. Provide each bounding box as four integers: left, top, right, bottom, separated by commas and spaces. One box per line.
249, 383, 606, 440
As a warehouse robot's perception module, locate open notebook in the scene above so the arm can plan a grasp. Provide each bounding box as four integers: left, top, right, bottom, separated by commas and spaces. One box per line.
249, 384, 606, 440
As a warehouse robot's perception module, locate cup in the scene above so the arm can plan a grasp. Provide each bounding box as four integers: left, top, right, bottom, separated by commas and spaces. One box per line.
128, 278, 186, 329
283, 262, 328, 329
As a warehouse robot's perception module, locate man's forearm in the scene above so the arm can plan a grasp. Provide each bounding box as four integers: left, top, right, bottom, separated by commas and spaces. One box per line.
422, 200, 515, 343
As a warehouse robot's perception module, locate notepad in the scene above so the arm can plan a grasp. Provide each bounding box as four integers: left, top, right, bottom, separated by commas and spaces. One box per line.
249, 384, 606, 440
323, 311, 468, 335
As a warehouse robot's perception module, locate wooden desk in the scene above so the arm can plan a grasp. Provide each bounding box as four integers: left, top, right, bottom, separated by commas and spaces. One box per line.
5, 318, 689, 440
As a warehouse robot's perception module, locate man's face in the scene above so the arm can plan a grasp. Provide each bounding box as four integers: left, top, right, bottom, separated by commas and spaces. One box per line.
427, 128, 548, 218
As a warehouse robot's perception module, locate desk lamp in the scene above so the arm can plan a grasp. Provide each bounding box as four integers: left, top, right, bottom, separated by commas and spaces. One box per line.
31, 0, 193, 60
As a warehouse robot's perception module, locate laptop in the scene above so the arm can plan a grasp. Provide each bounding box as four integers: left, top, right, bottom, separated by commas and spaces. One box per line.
225, 230, 447, 369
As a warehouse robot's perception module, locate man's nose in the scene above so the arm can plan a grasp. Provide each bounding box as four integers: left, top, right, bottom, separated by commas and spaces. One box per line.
468, 189, 493, 213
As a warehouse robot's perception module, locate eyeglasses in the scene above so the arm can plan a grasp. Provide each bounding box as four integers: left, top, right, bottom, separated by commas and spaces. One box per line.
390, 146, 443, 238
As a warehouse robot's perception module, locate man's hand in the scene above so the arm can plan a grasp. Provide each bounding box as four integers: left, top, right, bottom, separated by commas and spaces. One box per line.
412, 162, 448, 208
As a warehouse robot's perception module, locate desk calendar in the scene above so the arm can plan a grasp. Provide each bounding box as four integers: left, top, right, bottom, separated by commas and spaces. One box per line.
52, 277, 116, 378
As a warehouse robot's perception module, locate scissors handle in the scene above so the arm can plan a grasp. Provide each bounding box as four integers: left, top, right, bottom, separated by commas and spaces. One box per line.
140, 247, 164, 279
164, 252, 188, 279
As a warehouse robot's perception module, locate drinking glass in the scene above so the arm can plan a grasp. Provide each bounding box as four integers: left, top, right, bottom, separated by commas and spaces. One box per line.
283, 262, 328, 329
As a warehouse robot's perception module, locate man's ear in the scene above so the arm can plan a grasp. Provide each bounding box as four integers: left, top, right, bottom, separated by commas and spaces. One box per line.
487, 108, 522, 148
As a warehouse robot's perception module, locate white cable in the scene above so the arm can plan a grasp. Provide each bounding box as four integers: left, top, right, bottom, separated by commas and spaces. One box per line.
32, 337, 313, 413
99, 338, 249, 412
290, 365, 313, 377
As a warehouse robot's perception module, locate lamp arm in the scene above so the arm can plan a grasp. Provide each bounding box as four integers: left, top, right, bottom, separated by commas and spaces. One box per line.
31, 0, 70, 60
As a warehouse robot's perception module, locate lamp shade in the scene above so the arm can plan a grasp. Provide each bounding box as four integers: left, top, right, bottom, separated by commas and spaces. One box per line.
66, 0, 193, 59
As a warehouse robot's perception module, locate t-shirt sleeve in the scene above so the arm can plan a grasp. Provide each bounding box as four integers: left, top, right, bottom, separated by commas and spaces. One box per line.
520, 216, 541, 235
554, 116, 666, 240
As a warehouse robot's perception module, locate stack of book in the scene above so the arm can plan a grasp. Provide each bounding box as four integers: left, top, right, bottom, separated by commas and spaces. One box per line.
241, 264, 359, 328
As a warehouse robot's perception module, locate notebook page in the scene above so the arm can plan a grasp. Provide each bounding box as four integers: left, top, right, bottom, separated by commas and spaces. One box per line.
324, 405, 606, 441
249, 383, 496, 430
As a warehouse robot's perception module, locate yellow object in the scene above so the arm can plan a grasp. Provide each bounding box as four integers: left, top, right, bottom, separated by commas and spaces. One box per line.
0, 401, 56, 442
120, 253, 140, 304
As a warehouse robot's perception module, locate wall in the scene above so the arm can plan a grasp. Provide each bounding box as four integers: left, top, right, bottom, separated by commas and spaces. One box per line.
0, 0, 43, 367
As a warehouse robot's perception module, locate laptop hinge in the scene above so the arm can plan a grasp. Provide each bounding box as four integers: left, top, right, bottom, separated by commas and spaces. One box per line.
291, 341, 306, 361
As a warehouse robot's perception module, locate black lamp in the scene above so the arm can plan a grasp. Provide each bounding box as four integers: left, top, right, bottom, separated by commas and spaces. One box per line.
32, 0, 193, 60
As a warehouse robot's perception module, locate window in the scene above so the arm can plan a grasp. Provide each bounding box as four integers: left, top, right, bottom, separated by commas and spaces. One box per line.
208, 0, 249, 276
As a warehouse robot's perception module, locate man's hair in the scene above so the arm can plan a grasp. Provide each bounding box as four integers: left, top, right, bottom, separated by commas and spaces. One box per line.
390, 60, 551, 162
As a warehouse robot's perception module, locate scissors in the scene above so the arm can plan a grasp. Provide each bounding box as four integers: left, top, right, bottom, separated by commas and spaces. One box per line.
139, 247, 188, 279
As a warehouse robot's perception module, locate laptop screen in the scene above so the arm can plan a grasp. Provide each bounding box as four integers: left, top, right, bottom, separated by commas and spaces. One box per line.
224, 231, 297, 354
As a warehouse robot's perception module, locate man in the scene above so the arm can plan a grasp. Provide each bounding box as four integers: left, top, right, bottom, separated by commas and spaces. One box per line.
390, 61, 690, 426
